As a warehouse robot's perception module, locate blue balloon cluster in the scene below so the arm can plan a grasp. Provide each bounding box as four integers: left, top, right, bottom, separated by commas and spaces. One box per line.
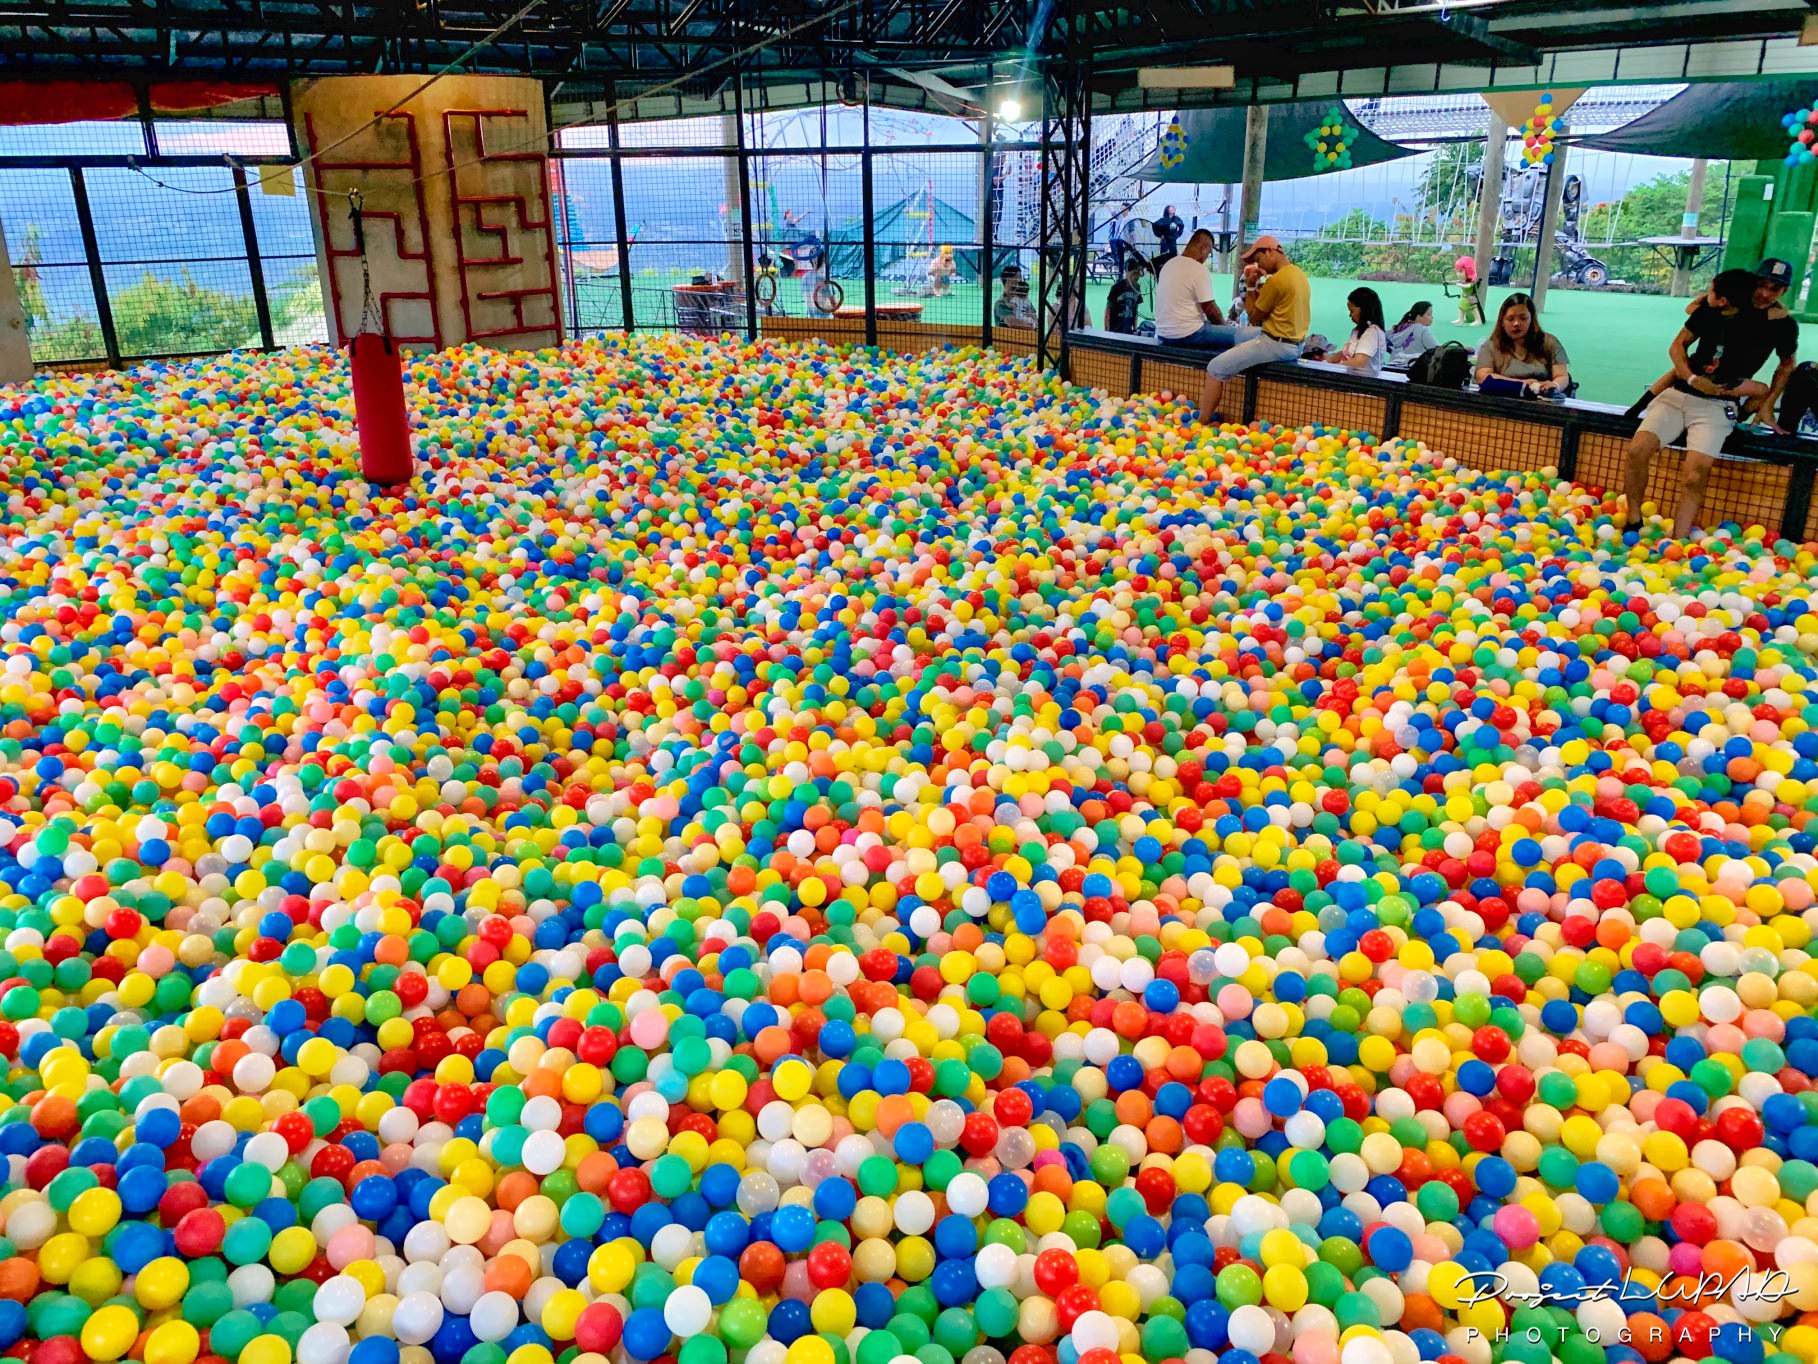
1783, 103, 1818, 167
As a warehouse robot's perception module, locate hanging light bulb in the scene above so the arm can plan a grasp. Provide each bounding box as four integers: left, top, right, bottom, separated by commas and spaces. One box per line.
997, 95, 1022, 123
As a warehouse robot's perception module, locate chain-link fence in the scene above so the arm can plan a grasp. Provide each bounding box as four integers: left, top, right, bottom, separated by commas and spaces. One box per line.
8, 88, 1066, 363
1, 111, 326, 368
549, 90, 1049, 344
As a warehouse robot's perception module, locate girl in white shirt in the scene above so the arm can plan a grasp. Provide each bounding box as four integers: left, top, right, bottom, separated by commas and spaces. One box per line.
1332, 287, 1386, 375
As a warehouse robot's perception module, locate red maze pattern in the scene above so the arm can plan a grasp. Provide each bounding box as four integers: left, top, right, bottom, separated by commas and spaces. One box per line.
304, 110, 443, 347
441, 109, 563, 344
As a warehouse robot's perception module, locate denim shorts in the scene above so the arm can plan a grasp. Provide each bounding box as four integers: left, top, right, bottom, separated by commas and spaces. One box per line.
1204, 331, 1303, 379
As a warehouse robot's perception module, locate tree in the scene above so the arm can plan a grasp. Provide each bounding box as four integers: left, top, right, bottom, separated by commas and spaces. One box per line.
1577, 163, 1734, 292
15, 225, 46, 331
1415, 141, 1485, 233
1290, 208, 1379, 279
1580, 163, 1731, 245
28, 269, 264, 362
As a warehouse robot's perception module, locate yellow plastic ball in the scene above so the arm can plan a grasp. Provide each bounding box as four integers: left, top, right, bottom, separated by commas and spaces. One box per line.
80, 1304, 141, 1362
143, 1322, 202, 1364
135, 1256, 190, 1311
810, 1289, 857, 1335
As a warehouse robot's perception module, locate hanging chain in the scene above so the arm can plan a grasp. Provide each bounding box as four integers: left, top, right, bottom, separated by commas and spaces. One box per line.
348, 189, 385, 338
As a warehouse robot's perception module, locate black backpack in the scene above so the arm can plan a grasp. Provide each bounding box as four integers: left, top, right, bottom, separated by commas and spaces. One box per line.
1778, 361, 1818, 433
1408, 341, 1473, 390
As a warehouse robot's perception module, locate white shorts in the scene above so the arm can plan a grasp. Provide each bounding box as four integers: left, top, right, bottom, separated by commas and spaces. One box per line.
1638, 387, 1736, 456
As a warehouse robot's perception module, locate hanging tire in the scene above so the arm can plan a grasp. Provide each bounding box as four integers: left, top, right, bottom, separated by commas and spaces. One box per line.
1579, 260, 1608, 287
812, 279, 845, 313
755, 273, 778, 305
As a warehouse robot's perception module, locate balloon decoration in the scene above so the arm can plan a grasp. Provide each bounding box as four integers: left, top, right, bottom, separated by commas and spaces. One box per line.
1783, 98, 1818, 167
1305, 105, 1356, 172
1521, 92, 1562, 166
1157, 114, 1186, 170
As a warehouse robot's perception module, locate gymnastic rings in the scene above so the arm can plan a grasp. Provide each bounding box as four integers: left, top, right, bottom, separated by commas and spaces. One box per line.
812, 280, 845, 313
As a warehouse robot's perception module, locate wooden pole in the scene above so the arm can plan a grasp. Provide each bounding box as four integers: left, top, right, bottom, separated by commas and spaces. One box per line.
1672, 157, 1710, 296
1471, 115, 1508, 289
1529, 134, 1569, 315
1235, 105, 1267, 303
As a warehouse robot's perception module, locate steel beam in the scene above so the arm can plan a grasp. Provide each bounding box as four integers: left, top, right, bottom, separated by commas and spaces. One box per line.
1035, 0, 1087, 373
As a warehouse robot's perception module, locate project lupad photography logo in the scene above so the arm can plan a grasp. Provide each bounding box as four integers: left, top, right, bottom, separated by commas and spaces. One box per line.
1457, 1268, 1798, 1347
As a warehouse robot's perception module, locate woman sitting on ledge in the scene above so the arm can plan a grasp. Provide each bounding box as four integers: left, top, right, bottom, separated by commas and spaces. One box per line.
1329, 287, 1387, 376
1474, 293, 1571, 395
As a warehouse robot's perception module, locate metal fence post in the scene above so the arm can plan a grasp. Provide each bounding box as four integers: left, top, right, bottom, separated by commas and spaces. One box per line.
980, 62, 994, 349
233, 163, 276, 350
1036, 78, 1050, 367
606, 89, 635, 331
69, 167, 120, 368
861, 88, 877, 349
734, 72, 759, 342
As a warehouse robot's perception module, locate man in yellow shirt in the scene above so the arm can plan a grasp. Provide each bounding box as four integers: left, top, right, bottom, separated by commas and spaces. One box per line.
1199, 235, 1310, 424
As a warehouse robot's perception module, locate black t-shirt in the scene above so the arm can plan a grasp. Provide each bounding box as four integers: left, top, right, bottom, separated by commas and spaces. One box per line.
1155, 213, 1184, 248
1107, 278, 1140, 333
1677, 301, 1798, 392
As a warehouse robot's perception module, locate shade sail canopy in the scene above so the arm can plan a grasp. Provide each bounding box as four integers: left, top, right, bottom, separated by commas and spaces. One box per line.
1577, 80, 1817, 159
1132, 101, 1420, 184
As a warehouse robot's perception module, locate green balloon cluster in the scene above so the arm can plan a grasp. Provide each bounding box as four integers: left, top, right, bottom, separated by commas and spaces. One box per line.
1305, 104, 1357, 171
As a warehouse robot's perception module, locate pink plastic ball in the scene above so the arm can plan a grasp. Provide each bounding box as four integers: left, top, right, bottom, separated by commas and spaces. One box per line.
1494, 1206, 1540, 1250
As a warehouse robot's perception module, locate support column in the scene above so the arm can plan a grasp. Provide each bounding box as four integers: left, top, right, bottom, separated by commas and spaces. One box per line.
731, 88, 758, 338
1036, 47, 1088, 370
606, 90, 635, 330
861, 93, 877, 348
291, 74, 562, 351
1235, 106, 1267, 302
1471, 115, 1508, 291
0, 209, 32, 382
722, 112, 746, 288
1529, 133, 1569, 315
979, 99, 995, 345
1672, 157, 1709, 296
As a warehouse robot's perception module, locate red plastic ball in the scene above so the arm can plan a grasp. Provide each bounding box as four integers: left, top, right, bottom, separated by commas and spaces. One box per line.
1033, 1248, 1079, 1296
805, 1240, 852, 1290
575, 1303, 623, 1354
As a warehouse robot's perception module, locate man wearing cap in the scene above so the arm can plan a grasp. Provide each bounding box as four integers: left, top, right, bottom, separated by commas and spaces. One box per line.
1198, 235, 1309, 425
1624, 257, 1799, 539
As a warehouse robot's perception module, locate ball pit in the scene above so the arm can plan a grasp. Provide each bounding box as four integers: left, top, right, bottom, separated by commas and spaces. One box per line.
0, 333, 1814, 1364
